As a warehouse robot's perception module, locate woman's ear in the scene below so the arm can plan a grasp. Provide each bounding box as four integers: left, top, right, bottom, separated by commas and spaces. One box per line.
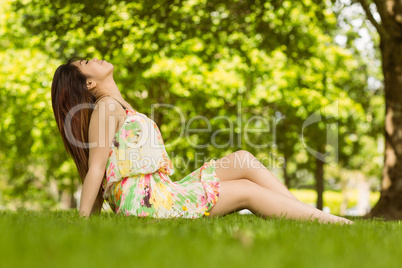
86, 80, 96, 90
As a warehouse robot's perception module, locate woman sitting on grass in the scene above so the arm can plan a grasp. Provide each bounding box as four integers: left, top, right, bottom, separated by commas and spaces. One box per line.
51, 57, 354, 225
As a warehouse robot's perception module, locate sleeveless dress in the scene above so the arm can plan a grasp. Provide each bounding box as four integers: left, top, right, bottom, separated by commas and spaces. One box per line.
97, 96, 221, 219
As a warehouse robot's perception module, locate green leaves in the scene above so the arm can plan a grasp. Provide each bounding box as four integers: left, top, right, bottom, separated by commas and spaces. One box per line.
0, 0, 383, 209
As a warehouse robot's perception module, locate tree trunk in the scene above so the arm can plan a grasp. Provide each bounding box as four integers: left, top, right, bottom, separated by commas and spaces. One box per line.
358, 0, 402, 220
315, 157, 324, 210
60, 190, 76, 209
365, 37, 402, 220
283, 155, 291, 189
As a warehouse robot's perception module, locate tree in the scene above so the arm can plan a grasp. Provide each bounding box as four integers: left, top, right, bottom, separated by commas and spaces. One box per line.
1, 0, 379, 213
355, 0, 402, 220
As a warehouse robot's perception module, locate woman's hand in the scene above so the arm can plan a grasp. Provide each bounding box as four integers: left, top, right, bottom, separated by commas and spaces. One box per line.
79, 210, 90, 218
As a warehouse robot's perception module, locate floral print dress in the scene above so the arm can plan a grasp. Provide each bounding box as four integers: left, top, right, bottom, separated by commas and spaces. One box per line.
99, 96, 220, 219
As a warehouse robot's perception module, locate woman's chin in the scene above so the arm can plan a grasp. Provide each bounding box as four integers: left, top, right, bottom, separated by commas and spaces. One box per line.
107, 64, 114, 73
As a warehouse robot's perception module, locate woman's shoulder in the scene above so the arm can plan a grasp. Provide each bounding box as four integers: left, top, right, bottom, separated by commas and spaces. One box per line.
89, 97, 127, 133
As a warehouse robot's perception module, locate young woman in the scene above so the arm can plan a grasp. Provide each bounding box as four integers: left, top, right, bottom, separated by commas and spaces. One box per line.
51, 57, 354, 225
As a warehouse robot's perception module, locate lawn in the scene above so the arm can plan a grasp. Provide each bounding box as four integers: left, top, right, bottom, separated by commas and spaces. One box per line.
0, 210, 400, 268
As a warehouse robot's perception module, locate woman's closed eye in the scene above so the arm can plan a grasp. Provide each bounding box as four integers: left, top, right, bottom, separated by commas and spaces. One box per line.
86, 60, 89, 64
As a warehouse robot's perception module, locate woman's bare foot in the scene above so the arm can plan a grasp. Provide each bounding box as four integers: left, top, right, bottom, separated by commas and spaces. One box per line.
335, 216, 355, 225
314, 211, 355, 225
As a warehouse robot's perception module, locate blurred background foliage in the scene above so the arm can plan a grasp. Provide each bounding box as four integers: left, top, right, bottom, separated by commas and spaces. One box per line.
0, 0, 383, 212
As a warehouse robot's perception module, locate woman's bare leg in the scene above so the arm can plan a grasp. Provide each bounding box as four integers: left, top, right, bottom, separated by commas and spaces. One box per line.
207, 179, 354, 224
213, 150, 301, 201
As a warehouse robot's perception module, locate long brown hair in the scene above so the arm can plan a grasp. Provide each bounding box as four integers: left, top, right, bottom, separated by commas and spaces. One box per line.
51, 57, 104, 213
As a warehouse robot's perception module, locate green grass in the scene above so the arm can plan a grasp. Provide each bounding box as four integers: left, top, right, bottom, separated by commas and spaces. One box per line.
0, 210, 401, 268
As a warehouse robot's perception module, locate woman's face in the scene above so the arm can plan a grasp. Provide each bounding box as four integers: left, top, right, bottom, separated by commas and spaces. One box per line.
73, 58, 114, 81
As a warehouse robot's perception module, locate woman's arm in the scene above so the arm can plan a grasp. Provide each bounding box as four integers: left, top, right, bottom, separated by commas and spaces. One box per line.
90, 187, 104, 215
79, 97, 126, 218
79, 168, 106, 217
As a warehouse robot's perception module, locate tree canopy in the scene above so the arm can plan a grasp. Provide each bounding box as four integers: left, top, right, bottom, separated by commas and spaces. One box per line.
0, 0, 384, 211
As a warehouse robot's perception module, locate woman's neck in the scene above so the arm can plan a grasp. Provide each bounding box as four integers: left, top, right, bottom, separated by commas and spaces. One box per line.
95, 78, 122, 100
95, 78, 135, 110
